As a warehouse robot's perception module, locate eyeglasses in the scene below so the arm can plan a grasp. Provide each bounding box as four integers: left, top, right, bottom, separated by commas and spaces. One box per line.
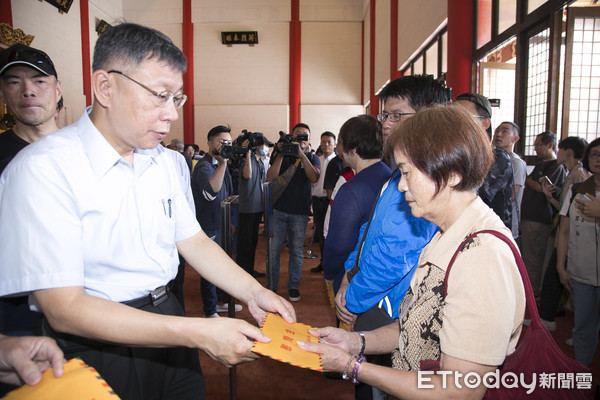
376, 112, 415, 123
589, 151, 600, 159
108, 70, 187, 109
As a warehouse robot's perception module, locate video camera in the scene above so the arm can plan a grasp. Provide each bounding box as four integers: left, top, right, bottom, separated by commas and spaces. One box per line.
277, 131, 309, 157
214, 130, 271, 159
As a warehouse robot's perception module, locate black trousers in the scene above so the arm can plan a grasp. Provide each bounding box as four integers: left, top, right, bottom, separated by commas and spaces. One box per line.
539, 248, 564, 321
40, 294, 205, 400
236, 212, 263, 274
311, 196, 329, 259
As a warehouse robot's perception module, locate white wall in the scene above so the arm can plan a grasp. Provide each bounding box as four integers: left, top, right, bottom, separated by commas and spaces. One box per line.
6, 0, 447, 150
397, 0, 447, 70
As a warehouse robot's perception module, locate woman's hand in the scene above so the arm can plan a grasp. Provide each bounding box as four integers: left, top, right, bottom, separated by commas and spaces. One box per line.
556, 265, 573, 293
575, 195, 600, 219
297, 327, 358, 373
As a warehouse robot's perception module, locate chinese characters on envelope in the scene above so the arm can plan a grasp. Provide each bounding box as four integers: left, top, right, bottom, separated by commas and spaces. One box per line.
251, 312, 323, 371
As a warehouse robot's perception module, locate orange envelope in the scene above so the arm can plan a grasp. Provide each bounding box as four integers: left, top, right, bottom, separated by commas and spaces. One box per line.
252, 312, 323, 371
4, 358, 120, 400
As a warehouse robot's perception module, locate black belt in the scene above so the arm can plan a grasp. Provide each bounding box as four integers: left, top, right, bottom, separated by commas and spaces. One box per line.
122, 281, 174, 309
312, 196, 328, 201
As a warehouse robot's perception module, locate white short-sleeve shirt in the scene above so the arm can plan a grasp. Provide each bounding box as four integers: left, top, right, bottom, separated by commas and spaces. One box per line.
0, 108, 201, 303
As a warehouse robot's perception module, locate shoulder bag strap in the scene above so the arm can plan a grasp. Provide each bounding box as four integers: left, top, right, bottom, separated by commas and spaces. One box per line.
443, 229, 541, 330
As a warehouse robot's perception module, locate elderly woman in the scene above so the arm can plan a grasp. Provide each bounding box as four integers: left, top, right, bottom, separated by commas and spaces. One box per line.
298, 105, 525, 399
556, 137, 600, 367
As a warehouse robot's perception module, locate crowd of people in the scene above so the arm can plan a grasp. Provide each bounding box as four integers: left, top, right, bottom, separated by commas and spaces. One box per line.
0, 21, 597, 400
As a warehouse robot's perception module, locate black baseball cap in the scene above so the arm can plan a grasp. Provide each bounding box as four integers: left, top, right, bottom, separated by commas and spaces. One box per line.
0, 44, 57, 78
455, 93, 492, 119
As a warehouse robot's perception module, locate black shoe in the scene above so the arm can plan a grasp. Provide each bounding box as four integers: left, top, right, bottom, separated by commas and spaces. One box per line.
310, 264, 323, 273
251, 270, 266, 278
288, 288, 301, 302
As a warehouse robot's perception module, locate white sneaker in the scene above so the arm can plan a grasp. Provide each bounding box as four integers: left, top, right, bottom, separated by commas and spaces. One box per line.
565, 337, 573, 346
216, 303, 243, 313
207, 313, 220, 318
540, 318, 557, 331
522, 319, 556, 331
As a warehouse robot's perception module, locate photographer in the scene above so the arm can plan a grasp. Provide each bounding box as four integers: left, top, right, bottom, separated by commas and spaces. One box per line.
191, 125, 240, 317
267, 123, 320, 302
236, 132, 272, 278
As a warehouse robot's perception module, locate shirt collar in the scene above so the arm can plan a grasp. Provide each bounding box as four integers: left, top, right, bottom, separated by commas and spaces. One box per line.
78, 107, 158, 178
418, 196, 490, 272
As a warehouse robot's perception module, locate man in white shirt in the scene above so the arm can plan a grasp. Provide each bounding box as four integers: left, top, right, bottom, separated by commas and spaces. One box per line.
0, 22, 295, 400
492, 121, 527, 239
310, 131, 337, 273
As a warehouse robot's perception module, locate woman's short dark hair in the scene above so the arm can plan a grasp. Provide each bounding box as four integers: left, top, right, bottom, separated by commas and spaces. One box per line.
582, 137, 600, 172
339, 115, 383, 160
559, 136, 588, 160
387, 105, 493, 195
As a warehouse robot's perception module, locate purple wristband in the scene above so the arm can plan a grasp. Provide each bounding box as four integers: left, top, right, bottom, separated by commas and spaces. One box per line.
351, 355, 365, 384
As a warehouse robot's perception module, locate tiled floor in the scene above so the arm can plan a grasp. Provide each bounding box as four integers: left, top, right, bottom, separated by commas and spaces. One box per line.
183, 222, 599, 399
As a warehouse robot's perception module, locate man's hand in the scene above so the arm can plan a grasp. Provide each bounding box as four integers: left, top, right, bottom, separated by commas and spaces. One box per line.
191, 317, 270, 367
334, 284, 356, 325
0, 335, 64, 386
540, 181, 556, 197
246, 288, 296, 325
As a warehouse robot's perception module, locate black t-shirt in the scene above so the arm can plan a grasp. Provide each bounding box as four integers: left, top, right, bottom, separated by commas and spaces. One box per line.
0, 129, 29, 175
271, 152, 320, 215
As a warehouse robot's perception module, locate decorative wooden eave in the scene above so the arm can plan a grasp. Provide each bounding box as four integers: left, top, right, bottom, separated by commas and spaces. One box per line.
0, 23, 34, 47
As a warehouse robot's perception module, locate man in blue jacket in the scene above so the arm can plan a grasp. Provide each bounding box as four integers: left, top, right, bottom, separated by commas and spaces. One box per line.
334, 75, 449, 400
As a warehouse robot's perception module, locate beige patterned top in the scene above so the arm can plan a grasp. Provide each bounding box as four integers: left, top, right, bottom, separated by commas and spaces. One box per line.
392, 197, 525, 370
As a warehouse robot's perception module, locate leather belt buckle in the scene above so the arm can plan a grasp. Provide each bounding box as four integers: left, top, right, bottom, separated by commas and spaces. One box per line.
150, 285, 168, 307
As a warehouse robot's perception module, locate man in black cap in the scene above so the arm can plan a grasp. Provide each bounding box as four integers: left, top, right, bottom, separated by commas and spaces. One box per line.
455, 92, 514, 231
0, 43, 62, 396
0, 43, 62, 175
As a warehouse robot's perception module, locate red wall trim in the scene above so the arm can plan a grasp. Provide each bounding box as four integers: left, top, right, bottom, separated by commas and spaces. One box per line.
447, 0, 472, 97
289, 0, 301, 129
361, 21, 365, 105
369, 0, 377, 116
0, 0, 12, 25
390, 0, 400, 81
182, 0, 194, 144
79, 0, 92, 106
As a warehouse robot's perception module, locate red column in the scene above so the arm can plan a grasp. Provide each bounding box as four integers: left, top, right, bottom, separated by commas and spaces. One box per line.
369, 0, 377, 116
289, 0, 301, 129
446, 0, 473, 97
390, 0, 401, 81
361, 21, 365, 105
79, 0, 92, 106
0, 0, 12, 25
182, 0, 194, 144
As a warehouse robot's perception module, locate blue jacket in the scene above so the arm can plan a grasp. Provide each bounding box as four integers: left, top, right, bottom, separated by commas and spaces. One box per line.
344, 170, 439, 320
